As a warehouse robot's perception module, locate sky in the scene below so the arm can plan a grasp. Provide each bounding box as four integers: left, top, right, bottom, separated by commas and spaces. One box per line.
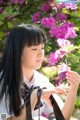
56, 0, 80, 4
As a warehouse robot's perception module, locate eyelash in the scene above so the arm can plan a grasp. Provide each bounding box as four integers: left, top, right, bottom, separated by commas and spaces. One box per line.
32, 49, 37, 50
32, 48, 44, 50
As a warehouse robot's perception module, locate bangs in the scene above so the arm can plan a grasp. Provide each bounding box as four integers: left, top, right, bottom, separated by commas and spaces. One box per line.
28, 29, 46, 46
18, 24, 47, 47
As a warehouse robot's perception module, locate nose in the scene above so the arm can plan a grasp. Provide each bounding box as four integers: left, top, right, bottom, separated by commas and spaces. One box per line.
38, 49, 44, 57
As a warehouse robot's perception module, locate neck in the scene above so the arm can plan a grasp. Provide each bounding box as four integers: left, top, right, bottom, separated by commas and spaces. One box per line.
22, 67, 34, 82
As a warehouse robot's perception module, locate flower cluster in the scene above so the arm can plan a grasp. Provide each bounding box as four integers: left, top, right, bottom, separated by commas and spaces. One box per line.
32, 1, 78, 85
41, 15, 56, 29
56, 13, 67, 22
56, 63, 68, 86
49, 38, 76, 66
32, 12, 40, 23
0, 0, 3, 4
49, 22, 76, 39
49, 49, 65, 65
10, 0, 25, 4
57, 38, 71, 48
41, 3, 51, 12
65, 3, 78, 10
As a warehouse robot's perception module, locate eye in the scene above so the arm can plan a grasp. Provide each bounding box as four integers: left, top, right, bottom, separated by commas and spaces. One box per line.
32, 48, 37, 50
41, 47, 44, 50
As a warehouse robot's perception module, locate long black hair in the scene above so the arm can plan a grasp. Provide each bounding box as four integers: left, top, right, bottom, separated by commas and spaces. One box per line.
0, 24, 47, 116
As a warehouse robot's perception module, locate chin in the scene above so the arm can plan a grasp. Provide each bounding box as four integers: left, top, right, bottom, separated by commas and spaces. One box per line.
35, 65, 41, 70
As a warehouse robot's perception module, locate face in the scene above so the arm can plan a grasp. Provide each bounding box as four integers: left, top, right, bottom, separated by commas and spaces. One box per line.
21, 43, 44, 70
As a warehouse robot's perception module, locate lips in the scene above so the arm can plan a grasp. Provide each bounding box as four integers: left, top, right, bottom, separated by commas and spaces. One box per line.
36, 59, 43, 62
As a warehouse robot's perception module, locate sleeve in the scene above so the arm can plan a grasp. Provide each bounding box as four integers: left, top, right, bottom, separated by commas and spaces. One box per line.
0, 81, 13, 119
42, 77, 54, 90
0, 95, 13, 119
0, 95, 24, 119
35, 70, 54, 89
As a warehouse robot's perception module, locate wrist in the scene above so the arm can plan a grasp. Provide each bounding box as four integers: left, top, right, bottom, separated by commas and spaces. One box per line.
69, 85, 79, 92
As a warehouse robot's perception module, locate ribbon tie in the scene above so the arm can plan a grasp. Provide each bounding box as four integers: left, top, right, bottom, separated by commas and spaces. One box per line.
21, 83, 43, 110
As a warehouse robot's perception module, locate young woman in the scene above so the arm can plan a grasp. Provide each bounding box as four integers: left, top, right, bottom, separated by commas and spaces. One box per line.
0, 24, 80, 120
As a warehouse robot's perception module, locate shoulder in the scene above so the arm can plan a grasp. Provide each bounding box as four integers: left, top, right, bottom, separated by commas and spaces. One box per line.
34, 70, 54, 89
34, 70, 49, 81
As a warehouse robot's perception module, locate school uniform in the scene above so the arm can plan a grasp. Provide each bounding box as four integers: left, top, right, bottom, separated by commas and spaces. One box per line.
0, 70, 64, 119
23, 70, 64, 117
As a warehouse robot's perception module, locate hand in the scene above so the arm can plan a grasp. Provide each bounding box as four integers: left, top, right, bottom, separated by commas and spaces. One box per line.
41, 86, 68, 106
66, 70, 80, 91
42, 86, 68, 97
54, 85, 69, 95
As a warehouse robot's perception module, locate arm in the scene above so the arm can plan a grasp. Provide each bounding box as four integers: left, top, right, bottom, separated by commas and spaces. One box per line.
39, 70, 80, 120
30, 89, 38, 111
62, 70, 80, 120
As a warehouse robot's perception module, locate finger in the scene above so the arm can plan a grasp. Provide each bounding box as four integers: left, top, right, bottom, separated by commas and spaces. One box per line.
56, 86, 69, 91
67, 70, 80, 81
42, 89, 59, 97
57, 88, 67, 94
66, 75, 80, 84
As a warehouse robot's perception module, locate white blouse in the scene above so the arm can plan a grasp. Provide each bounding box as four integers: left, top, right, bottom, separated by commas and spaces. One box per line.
0, 70, 64, 119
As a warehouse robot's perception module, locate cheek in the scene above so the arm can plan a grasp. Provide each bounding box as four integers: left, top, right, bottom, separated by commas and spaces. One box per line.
21, 54, 34, 65
21, 54, 28, 65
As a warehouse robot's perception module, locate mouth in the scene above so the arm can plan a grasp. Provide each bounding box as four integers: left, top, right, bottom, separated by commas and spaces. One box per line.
36, 59, 43, 63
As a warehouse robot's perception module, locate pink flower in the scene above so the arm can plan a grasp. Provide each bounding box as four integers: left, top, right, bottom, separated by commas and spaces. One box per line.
56, 13, 67, 22
65, 3, 78, 10
49, 0, 53, 4
59, 63, 69, 74
60, 3, 65, 8
56, 63, 68, 86
49, 22, 75, 39
10, 0, 17, 3
42, 112, 48, 118
0, 0, 3, 3
61, 22, 73, 28
41, 3, 50, 12
49, 26, 66, 39
57, 38, 71, 48
10, 0, 24, 4
41, 15, 56, 29
65, 27, 77, 39
18, 0, 25, 4
49, 27, 57, 38
32, 12, 40, 23
56, 71, 67, 86
49, 50, 64, 65
57, 26, 67, 38
0, 7, 4, 13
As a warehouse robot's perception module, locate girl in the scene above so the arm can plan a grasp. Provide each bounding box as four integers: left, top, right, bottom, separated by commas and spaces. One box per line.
0, 24, 80, 120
